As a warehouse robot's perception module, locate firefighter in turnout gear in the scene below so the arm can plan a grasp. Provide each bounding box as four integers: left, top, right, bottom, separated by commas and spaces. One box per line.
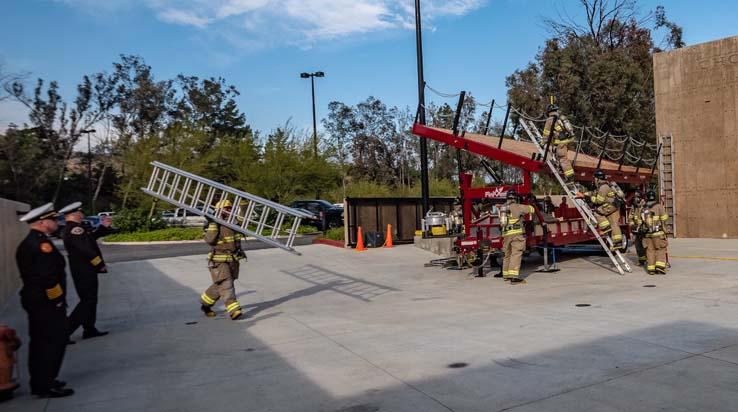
450, 198, 464, 235
642, 191, 669, 275
16, 203, 74, 398
200, 199, 245, 320
542, 101, 576, 181
578, 169, 623, 249
59, 202, 112, 340
628, 190, 647, 267
500, 189, 534, 285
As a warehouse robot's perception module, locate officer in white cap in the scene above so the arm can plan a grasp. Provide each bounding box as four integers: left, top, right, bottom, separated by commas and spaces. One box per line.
16, 203, 74, 398
59, 201, 112, 340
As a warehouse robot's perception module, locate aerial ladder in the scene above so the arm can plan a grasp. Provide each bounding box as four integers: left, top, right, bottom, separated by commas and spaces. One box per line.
141, 161, 313, 255
518, 120, 632, 275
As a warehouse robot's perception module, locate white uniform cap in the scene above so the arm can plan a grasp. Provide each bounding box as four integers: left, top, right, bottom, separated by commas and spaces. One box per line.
58, 201, 83, 214
19, 202, 58, 223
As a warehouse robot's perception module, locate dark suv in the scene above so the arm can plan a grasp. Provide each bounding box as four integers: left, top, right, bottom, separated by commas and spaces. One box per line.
290, 200, 344, 230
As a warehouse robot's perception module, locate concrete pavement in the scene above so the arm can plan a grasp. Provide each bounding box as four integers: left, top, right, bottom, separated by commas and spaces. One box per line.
2, 239, 738, 411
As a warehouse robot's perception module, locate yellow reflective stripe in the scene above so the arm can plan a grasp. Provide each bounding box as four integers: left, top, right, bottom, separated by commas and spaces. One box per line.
553, 139, 573, 144
598, 221, 610, 228
554, 125, 562, 131
90, 256, 102, 266
509, 218, 520, 224
647, 265, 656, 271
543, 129, 551, 136
503, 229, 524, 236
564, 169, 575, 176
647, 231, 665, 237
507, 269, 519, 276
201, 293, 216, 305
655, 261, 666, 267
612, 234, 623, 240
502, 270, 509, 276
528, 205, 534, 214
226, 302, 240, 313
46, 284, 63, 300
207, 224, 218, 231
207, 253, 236, 262
660, 215, 668, 220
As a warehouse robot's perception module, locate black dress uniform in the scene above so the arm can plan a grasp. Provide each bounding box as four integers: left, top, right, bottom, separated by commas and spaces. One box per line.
63, 219, 109, 338
16, 205, 71, 397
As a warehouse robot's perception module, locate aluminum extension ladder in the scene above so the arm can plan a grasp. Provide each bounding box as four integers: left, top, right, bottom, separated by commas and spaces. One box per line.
141, 161, 313, 255
519, 120, 632, 275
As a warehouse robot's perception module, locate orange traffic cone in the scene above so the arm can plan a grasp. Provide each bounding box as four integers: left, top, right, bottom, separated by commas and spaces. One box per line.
355, 226, 367, 251
383, 224, 394, 248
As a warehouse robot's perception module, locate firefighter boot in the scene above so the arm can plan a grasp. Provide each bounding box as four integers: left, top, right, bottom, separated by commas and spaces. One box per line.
509, 278, 526, 285
230, 309, 243, 320
655, 267, 667, 275
201, 304, 216, 318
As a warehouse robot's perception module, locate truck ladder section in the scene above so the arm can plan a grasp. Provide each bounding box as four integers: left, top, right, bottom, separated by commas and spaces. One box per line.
658, 134, 676, 237
519, 120, 632, 275
141, 161, 313, 255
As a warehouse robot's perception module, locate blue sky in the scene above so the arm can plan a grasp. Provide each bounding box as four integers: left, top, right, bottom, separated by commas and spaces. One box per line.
1, 0, 737, 143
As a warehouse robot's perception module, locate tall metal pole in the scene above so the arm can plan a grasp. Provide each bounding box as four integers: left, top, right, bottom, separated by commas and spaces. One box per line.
311, 76, 318, 158
87, 132, 92, 213
415, 0, 430, 215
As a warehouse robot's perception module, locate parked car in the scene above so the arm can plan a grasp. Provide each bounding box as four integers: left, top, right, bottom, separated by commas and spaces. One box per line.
289, 200, 344, 230
81, 216, 101, 232
162, 206, 214, 227
293, 208, 322, 229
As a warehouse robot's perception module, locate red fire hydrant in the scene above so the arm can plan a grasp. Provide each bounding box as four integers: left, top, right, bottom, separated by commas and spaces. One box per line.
0, 325, 21, 401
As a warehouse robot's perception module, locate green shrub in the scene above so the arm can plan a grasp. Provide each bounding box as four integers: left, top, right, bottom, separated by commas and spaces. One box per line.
318, 227, 344, 241
113, 208, 167, 233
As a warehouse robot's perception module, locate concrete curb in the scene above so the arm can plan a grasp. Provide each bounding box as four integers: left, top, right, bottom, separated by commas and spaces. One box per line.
312, 238, 346, 248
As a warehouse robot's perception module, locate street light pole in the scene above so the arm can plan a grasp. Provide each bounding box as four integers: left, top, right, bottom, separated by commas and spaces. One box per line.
80, 129, 96, 213
415, 0, 430, 216
300, 71, 325, 158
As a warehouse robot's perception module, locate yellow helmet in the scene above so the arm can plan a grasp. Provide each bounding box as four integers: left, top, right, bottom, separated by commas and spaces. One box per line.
214, 199, 232, 209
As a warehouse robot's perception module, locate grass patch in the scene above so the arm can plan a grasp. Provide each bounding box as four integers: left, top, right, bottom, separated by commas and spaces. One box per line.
317, 227, 345, 241
104, 228, 203, 242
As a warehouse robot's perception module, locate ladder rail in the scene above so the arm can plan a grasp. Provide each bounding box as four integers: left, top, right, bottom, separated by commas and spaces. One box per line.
141, 162, 313, 255
519, 120, 630, 275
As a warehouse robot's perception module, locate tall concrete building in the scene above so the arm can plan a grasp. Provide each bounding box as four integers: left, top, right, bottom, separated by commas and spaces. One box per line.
654, 35, 738, 238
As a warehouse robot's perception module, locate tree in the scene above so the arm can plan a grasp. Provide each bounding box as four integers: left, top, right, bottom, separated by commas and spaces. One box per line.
5, 73, 116, 203
506, 0, 684, 144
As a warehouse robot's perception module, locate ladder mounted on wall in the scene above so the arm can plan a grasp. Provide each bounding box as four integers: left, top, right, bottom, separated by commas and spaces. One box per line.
658, 134, 676, 237
141, 161, 313, 255
519, 120, 632, 276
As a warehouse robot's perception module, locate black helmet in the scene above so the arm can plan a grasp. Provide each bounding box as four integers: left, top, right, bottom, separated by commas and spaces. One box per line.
594, 169, 606, 180
506, 189, 518, 201
546, 104, 558, 114
646, 190, 657, 201
453, 197, 462, 206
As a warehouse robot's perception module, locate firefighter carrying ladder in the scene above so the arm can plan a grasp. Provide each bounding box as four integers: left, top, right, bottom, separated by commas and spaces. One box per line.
518, 120, 632, 275
141, 161, 313, 255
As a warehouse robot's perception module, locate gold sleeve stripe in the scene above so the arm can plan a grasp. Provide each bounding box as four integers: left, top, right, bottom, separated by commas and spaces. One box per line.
91, 256, 102, 266
46, 284, 63, 300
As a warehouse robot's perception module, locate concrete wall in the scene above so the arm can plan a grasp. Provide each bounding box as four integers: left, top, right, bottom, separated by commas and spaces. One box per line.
654, 35, 738, 238
0, 198, 30, 307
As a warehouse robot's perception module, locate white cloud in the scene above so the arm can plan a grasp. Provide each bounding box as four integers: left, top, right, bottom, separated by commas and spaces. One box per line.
57, 0, 486, 46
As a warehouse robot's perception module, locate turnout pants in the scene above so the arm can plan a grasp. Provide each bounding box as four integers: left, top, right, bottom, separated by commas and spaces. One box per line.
502, 234, 526, 278
201, 261, 241, 315
555, 143, 574, 178
595, 206, 622, 247
21, 294, 67, 393
634, 233, 646, 265
68, 265, 99, 335
644, 235, 668, 273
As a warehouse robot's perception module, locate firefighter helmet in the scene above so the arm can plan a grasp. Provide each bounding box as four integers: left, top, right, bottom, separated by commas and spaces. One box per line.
214, 199, 233, 209
646, 190, 657, 201
594, 169, 606, 180
546, 104, 558, 114
506, 189, 518, 201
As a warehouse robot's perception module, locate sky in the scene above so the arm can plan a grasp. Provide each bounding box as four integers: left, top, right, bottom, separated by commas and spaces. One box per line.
1, 0, 738, 145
